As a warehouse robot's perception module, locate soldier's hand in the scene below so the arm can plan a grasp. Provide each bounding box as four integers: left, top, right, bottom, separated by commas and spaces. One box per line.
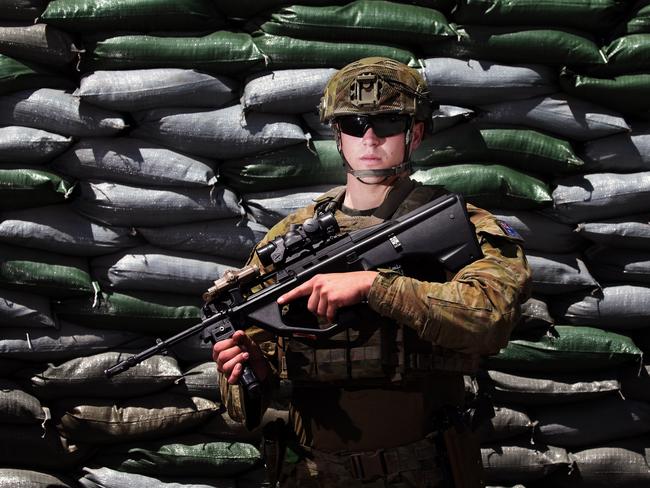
277, 271, 378, 322
213, 330, 269, 385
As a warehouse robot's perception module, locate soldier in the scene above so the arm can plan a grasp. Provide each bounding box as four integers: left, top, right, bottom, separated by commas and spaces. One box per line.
213, 57, 531, 487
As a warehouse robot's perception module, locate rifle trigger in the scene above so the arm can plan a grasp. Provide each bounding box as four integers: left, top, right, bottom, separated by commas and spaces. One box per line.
346, 251, 359, 264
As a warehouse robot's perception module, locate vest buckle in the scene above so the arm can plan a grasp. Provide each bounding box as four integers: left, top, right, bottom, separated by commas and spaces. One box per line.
347, 449, 388, 480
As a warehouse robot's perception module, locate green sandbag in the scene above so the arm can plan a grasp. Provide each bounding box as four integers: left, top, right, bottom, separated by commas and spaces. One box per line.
452, 0, 626, 33
0, 54, 72, 94
486, 325, 644, 373
423, 25, 606, 66
560, 68, 650, 114
0, 243, 92, 297
41, 0, 224, 32
253, 32, 418, 70
0, 168, 74, 209
93, 435, 262, 477
603, 34, 650, 74
220, 140, 345, 192
54, 290, 201, 333
256, 0, 455, 44
412, 124, 584, 174
0, 0, 47, 21
626, 3, 650, 34
82, 32, 265, 74
412, 164, 552, 209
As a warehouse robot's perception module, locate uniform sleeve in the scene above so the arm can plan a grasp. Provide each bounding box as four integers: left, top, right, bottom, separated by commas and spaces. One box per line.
367, 204, 532, 355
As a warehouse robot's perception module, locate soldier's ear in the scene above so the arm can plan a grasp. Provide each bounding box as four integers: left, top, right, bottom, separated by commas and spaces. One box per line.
410, 122, 425, 151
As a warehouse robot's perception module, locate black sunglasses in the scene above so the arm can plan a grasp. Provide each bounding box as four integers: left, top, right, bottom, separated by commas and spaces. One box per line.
336, 114, 411, 138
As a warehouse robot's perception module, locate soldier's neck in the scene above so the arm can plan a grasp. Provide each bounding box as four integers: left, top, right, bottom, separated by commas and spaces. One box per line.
343, 175, 397, 211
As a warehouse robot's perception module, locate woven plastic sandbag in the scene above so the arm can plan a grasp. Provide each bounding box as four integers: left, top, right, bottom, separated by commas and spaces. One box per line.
0, 22, 75, 66
423, 25, 607, 66
76, 69, 238, 112
52, 137, 217, 187
525, 251, 600, 295
585, 244, 650, 284
132, 104, 307, 159
0, 53, 72, 94
255, 0, 455, 44
551, 284, 650, 331
220, 139, 345, 192
41, 0, 224, 32
412, 164, 552, 210
550, 171, 650, 224
576, 215, 650, 250
0, 243, 93, 297
477, 93, 630, 142
420, 57, 556, 106
0, 205, 142, 256
78, 467, 236, 488
625, 2, 650, 34
485, 325, 643, 373
412, 124, 584, 174
0, 88, 127, 137
0, 0, 47, 21
252, 32, 418, 70
602, 34, 650, 75
0, 126, 72, 165
91, 246, 239, 295
480, 443, 571, 485
0, 168, 74, 209
73, 181, 243, 227
515, 297, 554, 334
0, 378, 47, 424
82, 32, 264, 74
475, 404, 534, 444
241, 67, 335, 114
0, 468, 73, 488
582, 122, 650, 172
0, 287, 56, 328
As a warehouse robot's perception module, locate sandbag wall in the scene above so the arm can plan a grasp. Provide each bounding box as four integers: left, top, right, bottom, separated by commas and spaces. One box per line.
1, 0, 650, 486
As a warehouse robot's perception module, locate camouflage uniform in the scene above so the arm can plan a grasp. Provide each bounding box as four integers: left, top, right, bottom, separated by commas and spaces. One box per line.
219, 180, 531, 488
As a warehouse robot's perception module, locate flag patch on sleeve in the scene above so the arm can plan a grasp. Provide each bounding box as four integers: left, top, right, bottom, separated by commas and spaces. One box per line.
497, 220, 523, 241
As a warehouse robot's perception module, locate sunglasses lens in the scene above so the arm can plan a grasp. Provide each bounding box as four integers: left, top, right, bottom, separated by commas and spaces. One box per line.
337, 115, 409, 138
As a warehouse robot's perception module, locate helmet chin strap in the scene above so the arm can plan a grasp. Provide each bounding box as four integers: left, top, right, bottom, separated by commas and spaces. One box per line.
334, 118, 416, 185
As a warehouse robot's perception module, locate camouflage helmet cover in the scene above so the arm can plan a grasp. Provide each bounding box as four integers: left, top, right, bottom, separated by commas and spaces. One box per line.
319, 57, 433, 123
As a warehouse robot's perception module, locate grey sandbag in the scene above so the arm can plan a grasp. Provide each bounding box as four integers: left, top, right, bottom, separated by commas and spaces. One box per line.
55, 393, 219, 444
476, 404, 535, 444
551, 284, 650, 331
82, 32, 264, 74
243, 185, 337, 228
74, 181, 243, 227
254, 0, 456, 44
0, 88, 127, 137
480, 443, 571, 484
40, 0, 224, 32
28, 352, 182, 400
51, 137, 218, 187
252, 32, 418, 70
0, 468, 73, 488
79, 467, 236, 488
481, 369, 620, 406
582, 122, 650, 172
0, 204, 143, 256
488, 209, 583, 253
423, 25, 607, 66
576, 214, 650, 250
412, 164, 553, 210
0, 320, 151, 362
485, 325, 643, 373
220, 139, 345, 192
132, 104, 308, 159
515, 297, 554, 334
54, 290, 202, 334
0, 287, 56, 328
533, 395, 650, 448
0, 1, 46, 21
549, 171, 650, 224
0, 126, 72, 165
0, 167, 74, 209
76, 69, 238, 111
431, 104, 475, 133
302, 110, 333, 139
91, 246, 239, 295
566, 436, 650, 487
0, 243, 93, 297
0, 22, 76, 66
0, 53, 73, 95
621, 365, 650, 402
0, 378, 47, 424
241, 67, 336, 114
172, 361, 220, 401
92, 434, 262, 477
412, 123, 584, 174
421, 57, 557, 106
585, 244, 650, 284
136, 218, 267, 262
477, 94, 630, 142
525, 251, 599, 295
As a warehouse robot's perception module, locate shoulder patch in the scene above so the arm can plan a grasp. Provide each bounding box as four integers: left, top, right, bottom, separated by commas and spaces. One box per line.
497, 220, 523, 241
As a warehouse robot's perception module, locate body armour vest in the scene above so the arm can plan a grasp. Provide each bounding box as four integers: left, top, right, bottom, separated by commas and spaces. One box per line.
276, 179, 481, 388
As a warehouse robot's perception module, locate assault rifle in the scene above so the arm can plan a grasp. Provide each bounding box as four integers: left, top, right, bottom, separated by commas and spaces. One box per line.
104, 192, 482, 399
